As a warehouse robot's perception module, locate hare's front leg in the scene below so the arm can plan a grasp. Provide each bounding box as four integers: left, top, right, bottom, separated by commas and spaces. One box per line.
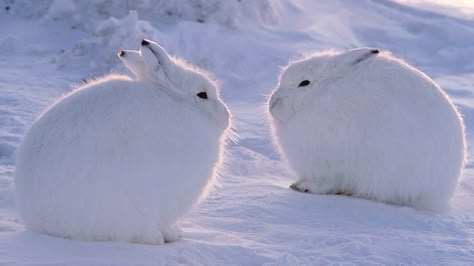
131, 230, 165, 245
290, 177, 340, 195
162, 224, 182, 243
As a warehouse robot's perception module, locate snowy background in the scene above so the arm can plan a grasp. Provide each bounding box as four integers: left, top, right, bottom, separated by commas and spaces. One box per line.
1, 0, 474, 264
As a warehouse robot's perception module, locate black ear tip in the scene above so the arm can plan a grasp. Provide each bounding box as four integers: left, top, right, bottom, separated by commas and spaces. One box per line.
141, 39, 150, 46
118, 50, 125, 57
371, 49, 380, 54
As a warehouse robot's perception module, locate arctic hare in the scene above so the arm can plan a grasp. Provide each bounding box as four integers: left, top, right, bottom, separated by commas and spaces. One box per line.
268, 48, 465, 211
15, 39, 231, 244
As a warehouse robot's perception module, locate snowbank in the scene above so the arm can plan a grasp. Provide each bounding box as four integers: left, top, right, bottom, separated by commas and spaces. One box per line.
46, 0, 280, 72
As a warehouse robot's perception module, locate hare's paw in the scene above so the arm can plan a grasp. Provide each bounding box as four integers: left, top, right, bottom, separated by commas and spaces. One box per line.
289, 178, 336, 194
289, 180, 310, 193
162, 224, 182, 243
131, 231, 165, 245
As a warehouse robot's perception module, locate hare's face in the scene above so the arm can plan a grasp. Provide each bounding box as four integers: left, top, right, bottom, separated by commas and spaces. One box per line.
120, 40, 230, 131
269, 48, 380, 124
180, 69, 231, 131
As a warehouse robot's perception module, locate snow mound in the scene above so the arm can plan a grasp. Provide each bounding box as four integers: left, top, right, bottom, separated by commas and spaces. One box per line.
43, 0, 280, 73
45, 0, 279, 29
54, 10, 157, 71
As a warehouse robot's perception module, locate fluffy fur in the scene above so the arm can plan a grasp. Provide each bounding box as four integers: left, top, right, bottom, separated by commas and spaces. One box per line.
268, 48, 466, 211
15, 40, 231, 244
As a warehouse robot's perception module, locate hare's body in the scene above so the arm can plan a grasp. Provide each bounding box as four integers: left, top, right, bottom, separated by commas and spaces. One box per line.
15, 40, 230, 243
269, 48, 465, 210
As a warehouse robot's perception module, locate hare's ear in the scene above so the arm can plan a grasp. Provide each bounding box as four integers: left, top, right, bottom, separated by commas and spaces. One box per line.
342, 47, 379, 65
118, 50, 146, 80
140, 39, 173, 74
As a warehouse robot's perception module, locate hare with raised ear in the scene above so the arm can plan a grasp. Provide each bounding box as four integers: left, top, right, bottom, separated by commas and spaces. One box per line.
268, 48, 466, 211
15, 39, 231, 244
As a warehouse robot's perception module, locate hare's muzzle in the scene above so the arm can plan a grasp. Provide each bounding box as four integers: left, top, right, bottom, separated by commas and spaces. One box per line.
269, 95, 281, 115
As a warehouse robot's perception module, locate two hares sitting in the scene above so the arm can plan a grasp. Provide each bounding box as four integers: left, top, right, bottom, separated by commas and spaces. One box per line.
14, 40, 231, 244
268, 48, 466, 211
15, 43, 466, 245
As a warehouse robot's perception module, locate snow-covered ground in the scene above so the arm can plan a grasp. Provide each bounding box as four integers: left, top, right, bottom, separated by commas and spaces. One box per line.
1, 0, 474, 264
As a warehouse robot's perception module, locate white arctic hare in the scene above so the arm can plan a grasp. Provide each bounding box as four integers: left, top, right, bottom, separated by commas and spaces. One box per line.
15, 39, 231, 244
268, 48, 466, 211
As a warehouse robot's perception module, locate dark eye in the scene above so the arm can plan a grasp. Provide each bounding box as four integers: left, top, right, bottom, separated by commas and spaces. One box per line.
298, 80, 310, 87
197, 92, 208, 99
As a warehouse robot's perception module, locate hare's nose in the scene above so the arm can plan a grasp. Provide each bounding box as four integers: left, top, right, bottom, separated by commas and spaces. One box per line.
269, 95, 281, 112
118, 50, 125, 57
141, 39, 150, 46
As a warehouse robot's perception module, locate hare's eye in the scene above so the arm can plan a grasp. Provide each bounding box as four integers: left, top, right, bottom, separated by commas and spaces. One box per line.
197, 92, 208, 99
298, 80, 310, 87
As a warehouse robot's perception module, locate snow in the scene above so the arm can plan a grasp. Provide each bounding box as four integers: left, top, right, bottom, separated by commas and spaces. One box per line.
1, 0, 474, 264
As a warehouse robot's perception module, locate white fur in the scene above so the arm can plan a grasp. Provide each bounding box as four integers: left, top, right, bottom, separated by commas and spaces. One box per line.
15, 40, 231, 244
268, 48, 466, 211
